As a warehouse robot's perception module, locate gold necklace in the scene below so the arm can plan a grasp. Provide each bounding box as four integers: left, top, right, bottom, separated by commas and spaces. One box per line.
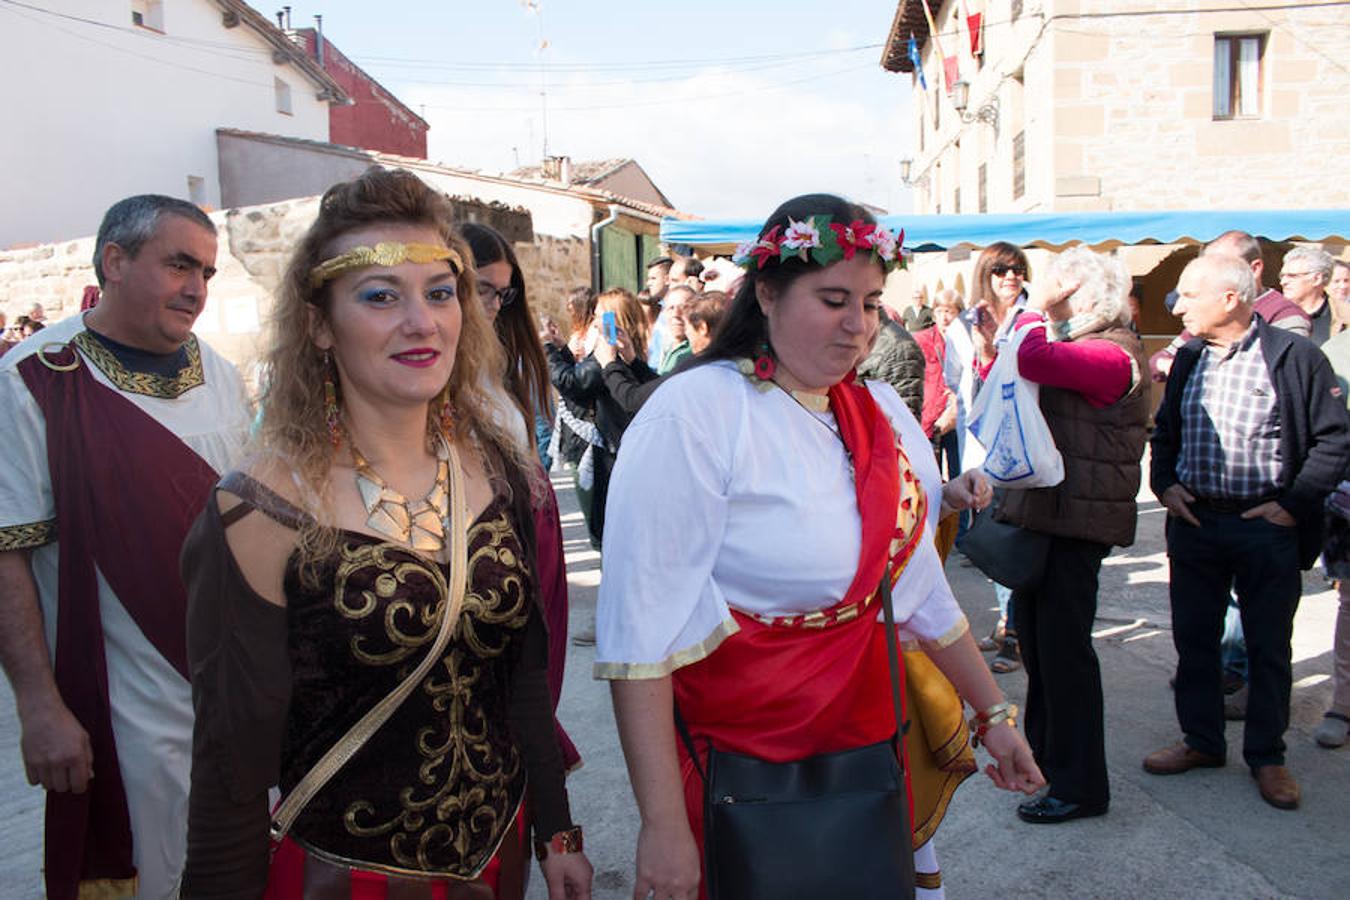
349, 436, 451, 552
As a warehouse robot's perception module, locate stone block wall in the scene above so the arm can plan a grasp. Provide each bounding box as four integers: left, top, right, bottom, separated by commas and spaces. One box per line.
0, 238, 96, 327
912, 0, 1350, 214
1051, 1, 1350, 210
517, 236, 591, 327
0, 195, 591, 379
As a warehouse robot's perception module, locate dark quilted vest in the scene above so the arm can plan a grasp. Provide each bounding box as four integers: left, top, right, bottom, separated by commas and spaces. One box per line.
998, 326, 1150, 547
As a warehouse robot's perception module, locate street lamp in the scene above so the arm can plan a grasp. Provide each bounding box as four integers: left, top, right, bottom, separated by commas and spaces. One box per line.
899, 157, 929, 190
952, 80, 971, 112
951, 79, 999, 130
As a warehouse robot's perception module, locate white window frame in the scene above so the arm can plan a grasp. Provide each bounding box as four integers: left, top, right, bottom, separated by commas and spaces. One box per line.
1213, 33, 1265, 120
274, 77, 293, 116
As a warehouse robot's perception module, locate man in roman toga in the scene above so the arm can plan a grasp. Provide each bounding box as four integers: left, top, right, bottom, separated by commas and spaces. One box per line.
0, 195, 253, 899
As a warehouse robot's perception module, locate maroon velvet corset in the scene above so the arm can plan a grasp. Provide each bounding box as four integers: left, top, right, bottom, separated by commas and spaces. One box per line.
279, 493, 533, 878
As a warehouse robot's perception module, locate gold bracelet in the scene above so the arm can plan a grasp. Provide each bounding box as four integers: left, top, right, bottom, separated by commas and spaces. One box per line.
969, 701, 1018, 748
534, 825, 584, 862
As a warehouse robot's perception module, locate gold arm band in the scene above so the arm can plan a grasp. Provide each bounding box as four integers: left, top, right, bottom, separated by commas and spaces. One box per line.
592, 617, 740, 680
0, 520, 56, 552
920, 615, 970, 650
309, 242, 465, 289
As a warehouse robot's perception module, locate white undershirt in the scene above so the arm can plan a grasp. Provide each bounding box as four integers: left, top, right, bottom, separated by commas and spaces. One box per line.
594, 360, 967, 678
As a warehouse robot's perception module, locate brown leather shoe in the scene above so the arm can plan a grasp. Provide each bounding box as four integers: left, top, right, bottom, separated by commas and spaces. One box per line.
1142, 741, 1225, 775
1252, 765, 1300, 810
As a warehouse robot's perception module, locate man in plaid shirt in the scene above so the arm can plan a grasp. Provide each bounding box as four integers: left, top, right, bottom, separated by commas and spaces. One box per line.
1144, 254, 1350, 810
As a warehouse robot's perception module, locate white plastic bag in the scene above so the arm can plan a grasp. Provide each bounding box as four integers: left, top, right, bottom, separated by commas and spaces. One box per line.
966, 322, 1064, 489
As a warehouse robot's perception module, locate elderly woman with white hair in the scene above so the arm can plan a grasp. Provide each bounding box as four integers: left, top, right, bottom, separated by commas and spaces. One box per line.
994, 246, 1152, 825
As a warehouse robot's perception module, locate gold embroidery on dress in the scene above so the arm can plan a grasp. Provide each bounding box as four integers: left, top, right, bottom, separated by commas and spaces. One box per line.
328, 509, 530, 876
0, 520, 56, 552
333, 543, 444, 667
73, 330, 205, 399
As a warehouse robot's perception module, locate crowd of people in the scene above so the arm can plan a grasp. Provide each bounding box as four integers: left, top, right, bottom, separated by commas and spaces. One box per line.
0, 168, 1346, 900
0, 303, 48, 357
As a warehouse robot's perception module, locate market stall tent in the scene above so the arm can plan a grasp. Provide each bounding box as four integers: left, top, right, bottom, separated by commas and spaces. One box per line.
660, 209, 1350, 253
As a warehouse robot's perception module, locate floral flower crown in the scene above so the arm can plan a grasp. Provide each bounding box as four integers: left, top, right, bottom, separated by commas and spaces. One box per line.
732, 216, 904, 273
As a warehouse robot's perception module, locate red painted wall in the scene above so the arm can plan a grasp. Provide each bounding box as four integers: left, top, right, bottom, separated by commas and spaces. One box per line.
296, 29, 428, 159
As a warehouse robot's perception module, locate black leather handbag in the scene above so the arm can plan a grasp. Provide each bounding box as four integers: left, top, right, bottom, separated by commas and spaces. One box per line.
959, 492, 1051, 592
677, 567, 916, 900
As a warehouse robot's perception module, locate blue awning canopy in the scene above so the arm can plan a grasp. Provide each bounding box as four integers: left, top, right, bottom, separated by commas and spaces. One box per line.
661, 209, 1350, 253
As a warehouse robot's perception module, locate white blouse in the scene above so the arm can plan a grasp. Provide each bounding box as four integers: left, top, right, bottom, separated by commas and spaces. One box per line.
594, 361, 967, 679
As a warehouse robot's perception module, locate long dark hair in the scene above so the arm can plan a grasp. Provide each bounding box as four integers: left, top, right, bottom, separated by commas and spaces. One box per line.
700, 193, 883, 364
456, 222, 552, 428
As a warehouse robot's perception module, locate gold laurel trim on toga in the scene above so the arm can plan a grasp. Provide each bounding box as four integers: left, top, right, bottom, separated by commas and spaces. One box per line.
72, 330, 205, 400
0, 520, 56, 551
592, 616, 741, 681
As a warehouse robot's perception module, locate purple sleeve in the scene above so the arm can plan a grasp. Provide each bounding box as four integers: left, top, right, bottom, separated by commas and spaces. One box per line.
1013, 312, 1134, 408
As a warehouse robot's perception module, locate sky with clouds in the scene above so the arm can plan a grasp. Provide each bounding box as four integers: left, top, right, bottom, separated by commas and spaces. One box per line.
283, 0, 917, 219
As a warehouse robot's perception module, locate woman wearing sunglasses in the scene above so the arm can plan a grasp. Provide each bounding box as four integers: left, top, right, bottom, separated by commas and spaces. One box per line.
965, 242, 1033, 674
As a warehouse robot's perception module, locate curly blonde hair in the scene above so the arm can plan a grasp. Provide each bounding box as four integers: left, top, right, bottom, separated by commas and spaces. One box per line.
254, 167, 536, 570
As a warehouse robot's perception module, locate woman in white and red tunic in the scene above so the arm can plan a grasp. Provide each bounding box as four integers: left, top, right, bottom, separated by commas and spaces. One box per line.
595, 194, 1045, 900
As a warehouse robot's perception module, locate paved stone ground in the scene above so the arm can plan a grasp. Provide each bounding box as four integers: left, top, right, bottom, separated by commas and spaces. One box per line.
2, 468, 1345, 898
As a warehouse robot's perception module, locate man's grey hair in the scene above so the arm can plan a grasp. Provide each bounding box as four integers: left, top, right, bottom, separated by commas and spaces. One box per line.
1186, 253, 1257, 304
1282, 246, 1335, 288
1203, 229, 1262, 264
1047, 246, 1132, 326
92, 195, 216, 287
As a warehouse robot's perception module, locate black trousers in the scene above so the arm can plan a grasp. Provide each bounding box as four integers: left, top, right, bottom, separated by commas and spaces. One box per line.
1166, 508, 1302, 768
1012, 535, 1111, 806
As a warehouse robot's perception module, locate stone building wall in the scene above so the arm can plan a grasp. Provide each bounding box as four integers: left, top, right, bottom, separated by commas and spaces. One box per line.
909, 0, 1350, 214
1050, 0, 1350, 211
0, 195, 591, 379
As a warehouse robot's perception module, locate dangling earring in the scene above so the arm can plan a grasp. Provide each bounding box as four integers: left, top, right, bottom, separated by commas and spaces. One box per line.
436, 385, 456, 441
753, 339, 776, 381
323, 351, 342, 448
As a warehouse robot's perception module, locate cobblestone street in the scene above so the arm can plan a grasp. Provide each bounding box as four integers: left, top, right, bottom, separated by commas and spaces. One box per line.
2, 469, 1346, 898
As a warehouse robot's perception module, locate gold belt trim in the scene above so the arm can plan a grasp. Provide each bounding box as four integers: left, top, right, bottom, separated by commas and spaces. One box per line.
76, 876, 138, 900
745, 586, 881, 630
291, 794, 524, 882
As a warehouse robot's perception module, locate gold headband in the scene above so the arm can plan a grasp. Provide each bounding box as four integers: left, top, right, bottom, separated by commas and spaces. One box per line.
309, 242, 464, 290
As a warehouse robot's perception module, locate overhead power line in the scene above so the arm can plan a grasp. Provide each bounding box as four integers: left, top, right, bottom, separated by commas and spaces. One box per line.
354, 43, 884, 73
413, 61, 877, 114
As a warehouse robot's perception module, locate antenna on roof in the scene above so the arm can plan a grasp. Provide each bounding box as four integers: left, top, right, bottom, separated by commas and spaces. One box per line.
521, 1, 550, 159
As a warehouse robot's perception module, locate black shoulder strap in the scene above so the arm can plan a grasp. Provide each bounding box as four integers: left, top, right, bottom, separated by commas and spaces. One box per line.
878, 563, 909, 769
217, 470, 312, 531
674, 703, 708, 784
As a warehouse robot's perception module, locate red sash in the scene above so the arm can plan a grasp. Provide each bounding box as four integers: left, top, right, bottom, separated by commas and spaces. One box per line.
673, 375, 927, 875
531, 473, 581, 771
18, 344, 221, 900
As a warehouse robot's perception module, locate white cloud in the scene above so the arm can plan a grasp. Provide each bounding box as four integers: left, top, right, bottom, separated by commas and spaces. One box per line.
402, 58, 915, 220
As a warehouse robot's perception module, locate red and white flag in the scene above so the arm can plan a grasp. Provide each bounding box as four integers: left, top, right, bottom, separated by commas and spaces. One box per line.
919, 0, 960, 92
962, 0, 985, 57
